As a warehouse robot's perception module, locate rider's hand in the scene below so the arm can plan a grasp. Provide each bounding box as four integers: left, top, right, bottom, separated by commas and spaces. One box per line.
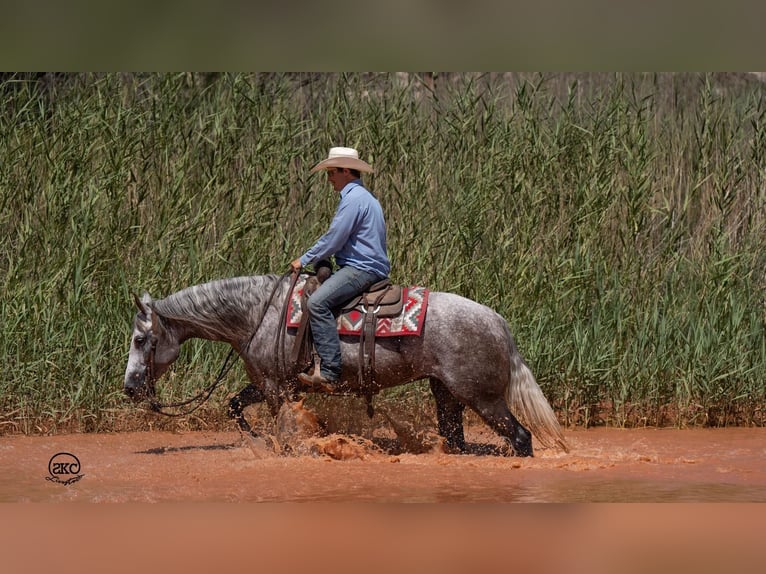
290, 258, 303, 274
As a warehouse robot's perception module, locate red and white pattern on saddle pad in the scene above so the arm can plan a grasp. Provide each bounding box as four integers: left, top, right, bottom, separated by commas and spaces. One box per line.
287, 275, 429, 337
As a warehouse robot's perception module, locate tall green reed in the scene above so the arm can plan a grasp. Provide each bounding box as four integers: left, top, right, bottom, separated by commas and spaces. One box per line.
2, 72, 765, 432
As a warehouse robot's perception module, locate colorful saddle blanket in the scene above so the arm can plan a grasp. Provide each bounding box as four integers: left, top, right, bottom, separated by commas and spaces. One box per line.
287, 275, 429, 337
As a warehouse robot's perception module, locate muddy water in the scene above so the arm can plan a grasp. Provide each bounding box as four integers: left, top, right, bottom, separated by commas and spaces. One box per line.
2, 427, 765, 502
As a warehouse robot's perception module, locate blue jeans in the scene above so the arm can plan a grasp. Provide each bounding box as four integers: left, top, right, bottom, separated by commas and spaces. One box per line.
306, 265, 382, 380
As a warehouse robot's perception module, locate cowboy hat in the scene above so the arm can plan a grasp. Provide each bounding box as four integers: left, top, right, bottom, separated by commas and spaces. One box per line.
310, 147, 374, 174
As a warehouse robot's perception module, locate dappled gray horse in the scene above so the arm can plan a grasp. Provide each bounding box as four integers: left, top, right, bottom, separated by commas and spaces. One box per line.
123, 274, 568, 456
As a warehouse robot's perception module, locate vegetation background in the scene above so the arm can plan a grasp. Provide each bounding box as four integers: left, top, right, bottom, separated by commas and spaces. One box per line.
2, 72, 765, 434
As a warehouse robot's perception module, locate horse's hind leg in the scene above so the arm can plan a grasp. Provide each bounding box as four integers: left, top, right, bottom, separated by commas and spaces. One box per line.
228, 384, 266, 435
473, 398, 533, 457
430, 378, 466, 453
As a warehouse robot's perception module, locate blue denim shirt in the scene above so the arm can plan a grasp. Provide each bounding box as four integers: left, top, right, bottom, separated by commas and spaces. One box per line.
300, 180, 390, 278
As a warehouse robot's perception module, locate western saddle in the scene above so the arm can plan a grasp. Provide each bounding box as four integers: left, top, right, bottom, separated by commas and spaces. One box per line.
290, 268, 404, 408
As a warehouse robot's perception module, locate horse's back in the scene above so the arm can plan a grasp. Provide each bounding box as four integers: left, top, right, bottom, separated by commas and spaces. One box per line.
426, 291, 508, 339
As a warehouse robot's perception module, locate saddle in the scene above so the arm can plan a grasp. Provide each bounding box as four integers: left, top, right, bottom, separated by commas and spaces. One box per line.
290, 272, 404, 404
338, 278, 403, 317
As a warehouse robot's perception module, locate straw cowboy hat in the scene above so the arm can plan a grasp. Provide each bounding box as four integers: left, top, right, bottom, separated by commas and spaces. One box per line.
310, 146, 374, 174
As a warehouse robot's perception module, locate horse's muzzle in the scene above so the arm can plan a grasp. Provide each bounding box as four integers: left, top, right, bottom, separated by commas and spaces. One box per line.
123, 385, 139, 401
124, 371, 154, 402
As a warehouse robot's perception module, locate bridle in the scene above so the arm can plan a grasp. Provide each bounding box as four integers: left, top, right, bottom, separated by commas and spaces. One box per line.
145, 270, 298, 418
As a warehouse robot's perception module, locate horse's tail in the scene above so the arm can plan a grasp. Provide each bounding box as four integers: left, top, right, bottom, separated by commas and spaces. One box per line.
502, 320, 570, 453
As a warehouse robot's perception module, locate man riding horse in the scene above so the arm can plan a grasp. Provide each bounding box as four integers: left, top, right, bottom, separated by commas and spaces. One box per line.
290, 147, 390, 390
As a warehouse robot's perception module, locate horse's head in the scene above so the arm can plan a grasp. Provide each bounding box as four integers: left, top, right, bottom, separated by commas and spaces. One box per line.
123, 292, 180, 402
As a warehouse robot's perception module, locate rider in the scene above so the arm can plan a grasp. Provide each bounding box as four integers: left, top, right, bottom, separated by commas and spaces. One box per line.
290, 147, 390, 389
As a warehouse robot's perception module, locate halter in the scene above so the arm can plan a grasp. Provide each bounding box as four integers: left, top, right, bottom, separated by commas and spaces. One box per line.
146, 270, 298, 418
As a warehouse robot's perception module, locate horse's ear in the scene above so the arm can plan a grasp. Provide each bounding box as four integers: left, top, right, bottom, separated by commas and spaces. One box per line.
133, 292, 151, 315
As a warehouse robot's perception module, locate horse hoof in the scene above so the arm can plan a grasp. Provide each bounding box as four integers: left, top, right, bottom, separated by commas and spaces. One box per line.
511, 428, 534, 457
514, 444, 534, 457
444, 439, 466, 454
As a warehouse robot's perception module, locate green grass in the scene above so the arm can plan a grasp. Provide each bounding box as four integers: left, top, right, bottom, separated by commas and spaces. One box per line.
2, 72, 765, 433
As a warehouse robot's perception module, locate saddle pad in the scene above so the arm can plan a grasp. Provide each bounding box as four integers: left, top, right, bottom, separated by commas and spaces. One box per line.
287, 275, 429, 337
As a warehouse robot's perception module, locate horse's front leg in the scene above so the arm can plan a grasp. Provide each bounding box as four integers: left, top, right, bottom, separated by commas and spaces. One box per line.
228, 377, 289, 430
229, 378, 288, 458
233, 355, 289, 428
262, 377, 288, 417
228, 384, 266, 434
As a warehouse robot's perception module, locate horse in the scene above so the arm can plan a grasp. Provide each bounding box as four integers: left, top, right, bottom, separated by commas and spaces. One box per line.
123, 273, 568, 456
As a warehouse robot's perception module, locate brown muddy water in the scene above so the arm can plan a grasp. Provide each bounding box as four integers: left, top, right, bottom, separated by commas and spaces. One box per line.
4, 425, 766, 574
2, 426, 765, 502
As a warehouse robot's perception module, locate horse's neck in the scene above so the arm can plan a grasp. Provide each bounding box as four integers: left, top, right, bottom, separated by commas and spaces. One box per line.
157, 276, 281, 347
164, 315, 235, 346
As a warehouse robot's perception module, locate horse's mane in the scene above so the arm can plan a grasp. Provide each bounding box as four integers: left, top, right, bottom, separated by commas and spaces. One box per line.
151, 274, 284, 338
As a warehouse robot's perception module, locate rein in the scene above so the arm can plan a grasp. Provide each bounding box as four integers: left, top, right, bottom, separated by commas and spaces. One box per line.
147, 270, 297, 418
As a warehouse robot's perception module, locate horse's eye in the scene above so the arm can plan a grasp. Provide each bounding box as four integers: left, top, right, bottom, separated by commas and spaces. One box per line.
134, 336, 146, 347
